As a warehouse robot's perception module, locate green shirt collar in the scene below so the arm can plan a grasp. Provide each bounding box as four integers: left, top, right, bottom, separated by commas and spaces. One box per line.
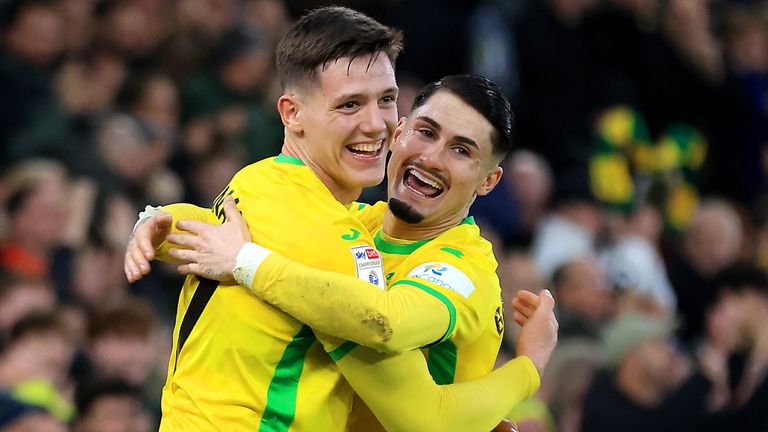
274, 154, 305, 166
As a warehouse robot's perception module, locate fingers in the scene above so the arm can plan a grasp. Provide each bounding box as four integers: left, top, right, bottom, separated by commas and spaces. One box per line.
166, 232, 200, 249
177, 262, 206, 277
176, 219, 215, 235
125, 232, 153, 283
512, 289, 556, 326
223, 195, 241, 222
516, 290, 540, 309
513, 311, 528, 327
152, 213, 173, 250
223, 195, 252, 242
512, 296, 536, 320
135, 225, 158, 261
168, 247, 197, 263
125, 212, 173, 283
124, 248, 148, 283
530, 289, 558, 333
537, 289, 556, 312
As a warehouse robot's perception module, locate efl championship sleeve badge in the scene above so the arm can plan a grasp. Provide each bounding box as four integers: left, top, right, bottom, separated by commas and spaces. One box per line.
350, 245, 386, 289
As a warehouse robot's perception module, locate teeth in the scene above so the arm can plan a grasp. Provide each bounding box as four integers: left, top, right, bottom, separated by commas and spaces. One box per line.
409, 169, 443, 190
348, 142, 382, 152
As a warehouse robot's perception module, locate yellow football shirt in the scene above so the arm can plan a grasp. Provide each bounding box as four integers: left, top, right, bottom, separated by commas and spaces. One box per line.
352, 201, 504, 382
346, 202, 504, 430
158, 155, 384, 432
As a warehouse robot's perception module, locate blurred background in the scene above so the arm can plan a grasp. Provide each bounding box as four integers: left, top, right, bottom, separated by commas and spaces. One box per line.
0, 0, 767, 430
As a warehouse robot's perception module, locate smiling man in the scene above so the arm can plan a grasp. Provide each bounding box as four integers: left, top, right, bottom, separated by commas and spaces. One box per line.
133, 74, 558, 431
129, 7, 403, 430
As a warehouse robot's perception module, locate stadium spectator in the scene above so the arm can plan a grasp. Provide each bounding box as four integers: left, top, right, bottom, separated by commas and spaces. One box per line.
0, 312, 76, 422
0, 0, 65, 166
0, 275, 55, 341
670, 199, 744, 344
0, 391, 66, 432
581, 313, 718, 432
73, 378, 152, 432
550, 256, 615, 340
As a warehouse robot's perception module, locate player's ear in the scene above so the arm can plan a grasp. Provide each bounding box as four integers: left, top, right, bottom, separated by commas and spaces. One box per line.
476, 166, 503, 196
278, 93, 303, 135
392, 117, 407, 143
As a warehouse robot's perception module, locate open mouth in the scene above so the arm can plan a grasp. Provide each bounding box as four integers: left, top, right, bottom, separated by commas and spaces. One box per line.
403, 168, 445, 198
346, 140, 384, 158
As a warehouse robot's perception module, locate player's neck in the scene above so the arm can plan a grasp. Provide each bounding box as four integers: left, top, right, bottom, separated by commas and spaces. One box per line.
281, 143, 360, 204
382, 210, 464, 241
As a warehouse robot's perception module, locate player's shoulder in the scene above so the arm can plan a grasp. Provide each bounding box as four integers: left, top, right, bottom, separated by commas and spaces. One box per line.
400, 219, 500, 300
427, 216, 495, 264
232, 155, 302, 180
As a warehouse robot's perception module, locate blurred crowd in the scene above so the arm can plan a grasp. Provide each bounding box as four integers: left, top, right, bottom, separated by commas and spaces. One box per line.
0, 0, 767, 430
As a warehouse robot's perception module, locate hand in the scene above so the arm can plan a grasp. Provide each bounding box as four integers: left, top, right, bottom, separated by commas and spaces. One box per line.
167, 196, 252, 282
124, 211, 173, 283
511, 290, 540, 327
516, 289, 558, 377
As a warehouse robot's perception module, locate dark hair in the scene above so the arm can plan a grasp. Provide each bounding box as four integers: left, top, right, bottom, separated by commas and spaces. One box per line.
276, 6, 403, 90
701, 263, 768, 313
75, 378, 141, 418
0, 274, 49, 300
115, 69, 169, 112
87, 300, 154, 341
712, 263, 768, 296
551, 261, 572, 292
9, 311, 68, 343
411, 74, 515, 158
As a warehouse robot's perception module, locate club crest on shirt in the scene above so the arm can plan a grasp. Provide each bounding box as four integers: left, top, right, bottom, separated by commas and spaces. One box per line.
350, 245, 386, 289
407, 262, 476, 298
495, 306, 504, 335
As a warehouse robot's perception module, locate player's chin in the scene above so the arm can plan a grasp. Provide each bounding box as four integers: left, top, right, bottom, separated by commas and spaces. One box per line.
343, 162, 386, 188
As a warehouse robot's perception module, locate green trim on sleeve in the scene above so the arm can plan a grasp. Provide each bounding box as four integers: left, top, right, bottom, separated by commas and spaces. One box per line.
328, 340, 359, 362
426, 340, 458, 384
440, 247, 464, 258
390, 279, 456, 345
374, 231, 431, 255
259, 326, 315, 432
274, 154, 305, 166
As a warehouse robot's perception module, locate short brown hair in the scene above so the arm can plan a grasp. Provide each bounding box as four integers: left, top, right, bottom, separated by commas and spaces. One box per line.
88, 300, 154, 341
276, 6, 403, 90
10, 311, 71, 343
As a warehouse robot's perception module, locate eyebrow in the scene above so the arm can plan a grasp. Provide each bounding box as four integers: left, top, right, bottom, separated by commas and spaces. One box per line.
333, 87, 399, 104
417, 115, 479, 150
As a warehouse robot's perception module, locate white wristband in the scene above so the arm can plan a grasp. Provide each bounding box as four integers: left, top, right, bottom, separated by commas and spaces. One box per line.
133, 205, 166, 233
233, 242, 273, 290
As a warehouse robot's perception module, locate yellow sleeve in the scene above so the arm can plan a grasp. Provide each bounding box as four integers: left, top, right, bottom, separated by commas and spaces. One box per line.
250, 252, 451, 353
397, 252, 499, 345
337, 347, 541, 432
154, 203, 214, 262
